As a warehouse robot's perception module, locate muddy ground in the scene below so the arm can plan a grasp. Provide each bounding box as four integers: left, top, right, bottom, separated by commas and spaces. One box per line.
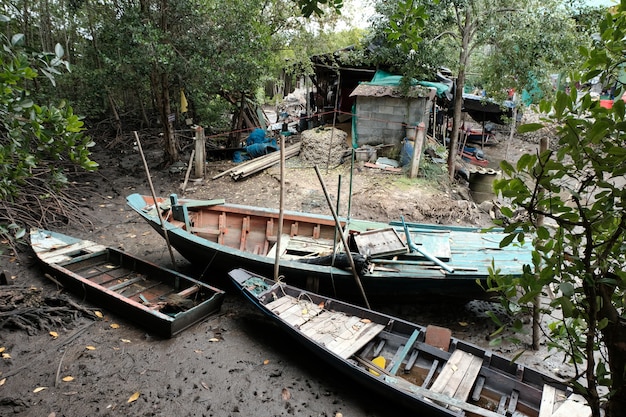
0, 122, 571, 417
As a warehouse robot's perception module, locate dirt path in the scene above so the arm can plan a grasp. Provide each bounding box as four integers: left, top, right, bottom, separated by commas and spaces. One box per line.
1, 129, 569, 417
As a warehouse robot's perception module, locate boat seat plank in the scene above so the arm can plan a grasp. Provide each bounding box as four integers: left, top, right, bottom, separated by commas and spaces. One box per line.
508, 390, 519, 414
389, 329, 420, 375
265, 295, 297, 314
423, 359, 440, 390
550, 394, 592, 417
332, 322, 385, 359
497, 395, 507, 414
38, 241, 107, 264
278, 299, 324, 327
430, 349, 483, 402
404, 348, 419, 374
286, 236, 335, 255
299, 311, 385, 359
190, 226, 221, 237
539, 384, 572, 417
267, 235, 291, 258
471, 376, 486, 402
107, 276, 145, 292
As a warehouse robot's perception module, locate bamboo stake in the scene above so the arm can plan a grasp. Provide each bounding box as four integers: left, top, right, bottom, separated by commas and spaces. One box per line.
314, 165, 370, 309
134, 131, 178, 271
274, 136, 285, 281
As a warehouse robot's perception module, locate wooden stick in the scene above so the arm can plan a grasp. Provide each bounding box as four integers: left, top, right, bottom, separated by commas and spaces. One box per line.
180, 149, 195, 194
133, 131, 178, 271
274, 135, 285, 280
314, 165, 370, 309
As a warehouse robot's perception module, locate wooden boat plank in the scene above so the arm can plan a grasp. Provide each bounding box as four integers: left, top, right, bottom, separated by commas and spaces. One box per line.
277, 299, 323, 327
329, 320, 385, 359
430, 349, 482, 401
550, 394, 591, 417
300, 311, 347, 337
389, 329, 420, 375
539, 384, 559, 417
267, 235, 291, 258
265, 295, 298, 315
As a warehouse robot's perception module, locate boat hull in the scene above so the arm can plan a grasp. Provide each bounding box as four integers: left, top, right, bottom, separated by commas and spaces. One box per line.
30, 229, 226, 338
126, 193, 534, 302
229, 268, 576, 417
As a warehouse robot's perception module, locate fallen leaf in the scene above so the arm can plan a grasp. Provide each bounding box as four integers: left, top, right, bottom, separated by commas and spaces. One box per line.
335, 413, 343, 417
208, 338, 219, 342
0, 347, 5, 353
201, 381, 209, 390
127, 391, 140, 403
459, 321, 468, 327
301, 308, 308, 315
110, 323, 119, 329
318, 302, 325, 308
121, 339, 131, 343
0, 378, 6, 386
49, 331, 58, 339
48, 412, 56, 417
62, 376, 74, 382
194, 350, 203, 354
94, 311, 103, 318
360, 318, 372, 324
85, 346, 96, 351
263, 359, 270, 365
2, 353, 11, 359
281, 388, 291, 400
33, 386, 48, 393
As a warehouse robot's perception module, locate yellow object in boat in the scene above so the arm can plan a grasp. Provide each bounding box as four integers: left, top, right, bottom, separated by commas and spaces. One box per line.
369, 356, 386, 376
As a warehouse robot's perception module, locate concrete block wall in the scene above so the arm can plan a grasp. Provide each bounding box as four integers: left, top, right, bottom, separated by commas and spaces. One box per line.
354, 96, 431, 148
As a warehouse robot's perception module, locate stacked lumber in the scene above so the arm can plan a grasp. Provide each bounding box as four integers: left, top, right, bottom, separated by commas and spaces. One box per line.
212, 143, 301, 181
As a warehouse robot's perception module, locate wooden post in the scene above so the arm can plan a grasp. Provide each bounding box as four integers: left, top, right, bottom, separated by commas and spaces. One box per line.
194, 126, 206, 178
409, 122, 425, 178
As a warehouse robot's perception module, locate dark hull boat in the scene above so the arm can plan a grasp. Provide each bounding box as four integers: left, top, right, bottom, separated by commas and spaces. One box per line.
126, 193, 534, 302
229, 268, 591, 417
30, 229, 225, 338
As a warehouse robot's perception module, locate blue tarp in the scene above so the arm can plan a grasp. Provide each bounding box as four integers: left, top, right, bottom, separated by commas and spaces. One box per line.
233, 128, 279, 162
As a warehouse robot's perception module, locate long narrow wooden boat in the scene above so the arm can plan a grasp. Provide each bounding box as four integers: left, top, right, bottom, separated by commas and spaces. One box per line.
30, 229, 226, 338
126, 193, 533, 302
229, 268, 591, 417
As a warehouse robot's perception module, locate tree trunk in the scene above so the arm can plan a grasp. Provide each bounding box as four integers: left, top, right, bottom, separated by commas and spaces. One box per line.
447, 8, 472, 181
161, 73, 178, 164
598, 280, 626, 417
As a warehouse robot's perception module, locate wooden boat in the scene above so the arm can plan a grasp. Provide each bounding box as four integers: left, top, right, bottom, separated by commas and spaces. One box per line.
229, 268, 591, 417
126, 193, 534, 302
30, 228, 226, 338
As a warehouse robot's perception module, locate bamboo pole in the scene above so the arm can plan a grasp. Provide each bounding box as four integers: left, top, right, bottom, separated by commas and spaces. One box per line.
134, 131, 178, 271
314, 165, 370, 308
274, 136, 285, 281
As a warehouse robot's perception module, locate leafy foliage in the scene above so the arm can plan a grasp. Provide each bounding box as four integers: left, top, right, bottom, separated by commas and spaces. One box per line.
491, 5, 626, 415
0, 21, 97, 252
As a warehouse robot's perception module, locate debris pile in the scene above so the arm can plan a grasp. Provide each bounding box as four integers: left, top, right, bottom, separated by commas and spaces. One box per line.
299, 127, 348, 168
0, 286, 97, 335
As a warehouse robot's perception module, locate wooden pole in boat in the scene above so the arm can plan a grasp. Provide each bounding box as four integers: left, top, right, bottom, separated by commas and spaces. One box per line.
314, 165, 370, 309
133, 131, 178, 271
274, 135, 286, 280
